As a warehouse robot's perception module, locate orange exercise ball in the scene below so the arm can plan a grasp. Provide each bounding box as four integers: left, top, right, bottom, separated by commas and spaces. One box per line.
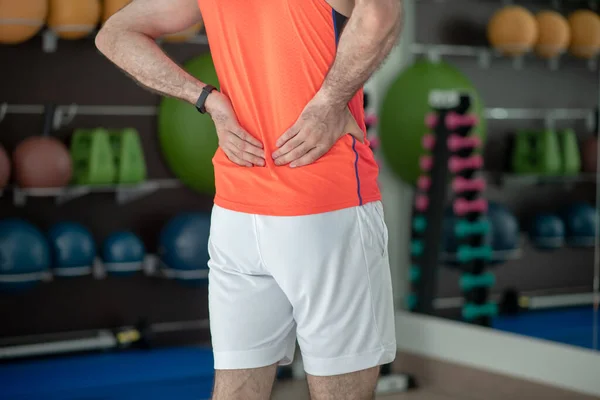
13, 106, 72, 189
534, 11, 571, 59
0, 144, 10, 189
163, 22, 204, 43
568, 10, 600, 59
47, 0, 101, 40
0, 0, 48, 45
102, 0, 131, 23
487, 6, 538, 56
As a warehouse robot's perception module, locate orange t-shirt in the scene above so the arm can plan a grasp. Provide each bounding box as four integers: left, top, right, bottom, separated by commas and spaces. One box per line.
198, 0, 380, 216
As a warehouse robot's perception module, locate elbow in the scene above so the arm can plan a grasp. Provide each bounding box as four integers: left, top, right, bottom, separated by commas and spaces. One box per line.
95, 25, 112, 56
361, 0, 402, 38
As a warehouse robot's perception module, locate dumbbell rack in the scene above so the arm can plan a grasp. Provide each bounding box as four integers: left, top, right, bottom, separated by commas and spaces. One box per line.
408, 90, 497, 327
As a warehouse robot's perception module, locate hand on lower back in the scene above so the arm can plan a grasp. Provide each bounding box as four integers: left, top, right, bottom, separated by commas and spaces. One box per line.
206, 91, 265, 167
272, 97, 363, 168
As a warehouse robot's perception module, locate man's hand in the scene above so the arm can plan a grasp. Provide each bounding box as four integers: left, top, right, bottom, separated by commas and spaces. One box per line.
206, 91, 265, 167
272, 97, 361, 168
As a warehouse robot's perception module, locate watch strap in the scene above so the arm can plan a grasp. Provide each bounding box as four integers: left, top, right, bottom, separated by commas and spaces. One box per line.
196, 84, 217, 114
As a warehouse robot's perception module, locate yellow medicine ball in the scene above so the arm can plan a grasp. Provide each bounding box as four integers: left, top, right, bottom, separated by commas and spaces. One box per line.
487, 5, 538, 56
534, 11, 571, 59
0, 0, 48, 45
47, 0, 101, 40
163, 22, 204, 43
102, 0, 131, 24
568, 10, 600, 59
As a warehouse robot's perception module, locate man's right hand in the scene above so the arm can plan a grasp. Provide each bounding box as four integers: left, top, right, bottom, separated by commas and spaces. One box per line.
205, 91, 265, 167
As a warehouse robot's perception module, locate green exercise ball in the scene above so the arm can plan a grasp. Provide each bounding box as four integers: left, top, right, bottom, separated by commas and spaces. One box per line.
158, 54, 220, 194
379, 60, 486, 186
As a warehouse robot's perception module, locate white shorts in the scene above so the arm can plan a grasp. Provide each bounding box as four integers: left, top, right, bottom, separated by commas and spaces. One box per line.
207, 201, 396, 377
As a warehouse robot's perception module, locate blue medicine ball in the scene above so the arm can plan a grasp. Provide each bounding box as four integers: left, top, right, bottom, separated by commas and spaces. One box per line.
529, 213, 564, 250
102, 231, 146, 276
48, 222, 96, 277
561, 202, 596, 247
0, 219, 51, 292
487, 202, 520, 263
159, 213, 211, 285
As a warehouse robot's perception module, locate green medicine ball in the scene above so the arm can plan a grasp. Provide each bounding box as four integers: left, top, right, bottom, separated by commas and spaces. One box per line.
158, 54, 220, 194
379, 60, 487, 186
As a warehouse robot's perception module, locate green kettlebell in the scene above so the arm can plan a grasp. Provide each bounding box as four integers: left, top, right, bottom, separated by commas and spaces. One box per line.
557, 129, 581, 175
536, 129, 562, 176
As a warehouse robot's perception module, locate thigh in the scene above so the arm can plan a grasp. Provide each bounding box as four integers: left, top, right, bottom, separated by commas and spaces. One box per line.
257, 201, 396, 377
213, 364, 279, 400
307, 366, 380, 400
208, 206, 297, 371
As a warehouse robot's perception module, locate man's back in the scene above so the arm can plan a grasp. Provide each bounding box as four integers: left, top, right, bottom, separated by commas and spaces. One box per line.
200, 0, 381, 216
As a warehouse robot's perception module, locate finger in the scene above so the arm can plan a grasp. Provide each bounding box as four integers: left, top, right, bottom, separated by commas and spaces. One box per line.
237, 148, 266, 166
234, 128, 263, 149
224, 148, 252, 167
290, 147, 325, 168
275, 142, 314, 166
229, 133, 265, 161
275, 125, 300, 149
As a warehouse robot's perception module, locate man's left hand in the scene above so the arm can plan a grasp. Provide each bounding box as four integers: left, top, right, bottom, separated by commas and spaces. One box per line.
272, 96, 361, 168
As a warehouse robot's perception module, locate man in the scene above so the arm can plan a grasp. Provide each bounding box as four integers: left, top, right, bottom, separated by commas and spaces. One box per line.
96, 0, 403, 398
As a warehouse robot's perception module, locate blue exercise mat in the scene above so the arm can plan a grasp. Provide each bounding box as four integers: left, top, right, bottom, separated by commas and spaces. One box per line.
493, 306, 600, 350
0, 347, 215, 400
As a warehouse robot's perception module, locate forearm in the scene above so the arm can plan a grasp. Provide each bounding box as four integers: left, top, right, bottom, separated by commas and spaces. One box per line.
95, 29, 204, 104
317, 0, 403, 109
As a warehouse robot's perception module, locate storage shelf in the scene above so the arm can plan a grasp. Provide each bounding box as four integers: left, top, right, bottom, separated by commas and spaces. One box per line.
0, 179, 182, 207
489, 173, 597, 188
411, 43, 599, 71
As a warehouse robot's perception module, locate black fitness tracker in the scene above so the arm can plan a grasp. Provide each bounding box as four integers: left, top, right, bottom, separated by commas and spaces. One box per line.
196, 84, 217, 114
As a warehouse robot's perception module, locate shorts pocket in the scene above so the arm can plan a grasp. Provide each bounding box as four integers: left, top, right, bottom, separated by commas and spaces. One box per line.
370, 201, 389, 257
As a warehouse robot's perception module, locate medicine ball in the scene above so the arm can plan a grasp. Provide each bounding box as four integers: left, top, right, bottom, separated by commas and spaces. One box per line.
568, 10, 600, 59
487, 6, 538, 56
560, 202, 596, 247
48, 0, 101, 40
48, 222, 96, 277
0, 144, 10, 189
101, 0, 131, 23
487, 202, 520, 262
163, 22, 204, 43
529, 213, 564, 250
534, 10, 571, 59
102, 231, 145, 276
0, 219, 51, 292
158, 213, 211, 285
0, 0, 48, 45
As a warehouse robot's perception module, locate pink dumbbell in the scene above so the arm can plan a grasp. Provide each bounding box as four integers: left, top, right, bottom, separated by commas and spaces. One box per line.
454, 198, 488, 216
369, 136, 381, 149
447, 134, 482, 152
415, 195, 429, 211
445, 112, 478, 130
420, 155, 433, 171
448, 155, 483, 173
417, 175, 431, 191
425, 113, 439, 129
422, 134, 435, 150
365, 114, 378, 126
452, 177, 486, 193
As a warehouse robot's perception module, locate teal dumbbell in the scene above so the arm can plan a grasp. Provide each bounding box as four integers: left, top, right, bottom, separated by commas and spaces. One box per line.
409, 264, 421, 282
412, 215, 427, 233
460, 272, 496, 291
462, 303, 498, 320
455, 219, 490, 238
406, 293, 417, 310
456, 245, 492, 263
411, 240, 424, 257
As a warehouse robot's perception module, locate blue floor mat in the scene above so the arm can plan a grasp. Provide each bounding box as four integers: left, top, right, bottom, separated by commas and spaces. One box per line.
493, 306, 600, 350
0, 347, 215, 400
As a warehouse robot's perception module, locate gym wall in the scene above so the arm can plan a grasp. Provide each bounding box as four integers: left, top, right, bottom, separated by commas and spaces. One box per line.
0, 39, 214, 343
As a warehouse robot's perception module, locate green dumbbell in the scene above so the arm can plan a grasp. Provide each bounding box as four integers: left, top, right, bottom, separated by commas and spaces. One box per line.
460, 272, 496, 291
406, 293, 417, 310
462, 303, 498, 321
409, 264, 421, 282
455, 219, 490, 238
412, 215, 427, 233
411, 240, 424, 257
456, 245, 492, 263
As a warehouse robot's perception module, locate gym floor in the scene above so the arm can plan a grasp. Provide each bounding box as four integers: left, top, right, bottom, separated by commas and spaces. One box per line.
272, 352, 599, 400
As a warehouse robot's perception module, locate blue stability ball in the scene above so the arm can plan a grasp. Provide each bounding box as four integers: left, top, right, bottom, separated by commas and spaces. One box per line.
159, 213, 211, 284
102, 232, 146, 276
529, 213, 565, 250
441, 207, 493, 267
487, 202, 520, 263
561, 202, 596, 247
0, 219, 51, 292
48, 222, 96, 277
